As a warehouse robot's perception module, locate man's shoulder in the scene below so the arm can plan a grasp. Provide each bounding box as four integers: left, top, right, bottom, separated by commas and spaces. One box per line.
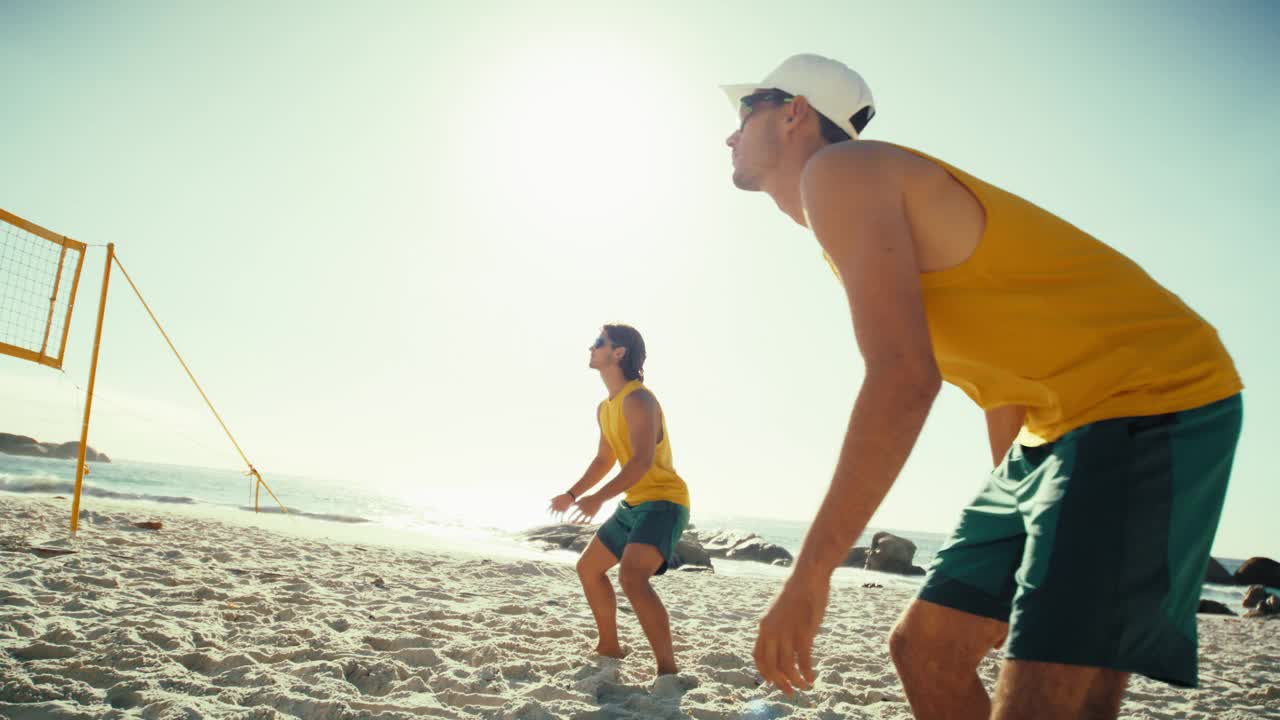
623, 386, 657, 406
801, 140, 938, 191
807, 139, 936, 169
622, 387, 660, 418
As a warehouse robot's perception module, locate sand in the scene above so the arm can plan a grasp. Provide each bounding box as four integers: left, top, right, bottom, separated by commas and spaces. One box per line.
1, 495, 1276, 719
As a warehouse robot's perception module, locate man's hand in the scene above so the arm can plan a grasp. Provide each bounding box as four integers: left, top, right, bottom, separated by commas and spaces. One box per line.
568, 493, 606, 524
547, 492, 574, 517
753, 572, 830, 696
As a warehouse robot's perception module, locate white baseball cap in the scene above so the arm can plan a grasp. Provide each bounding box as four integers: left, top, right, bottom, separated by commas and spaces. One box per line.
721, 54, 876, 139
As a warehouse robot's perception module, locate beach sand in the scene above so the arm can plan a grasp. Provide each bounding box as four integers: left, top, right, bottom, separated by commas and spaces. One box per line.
1, 495, 1276, 719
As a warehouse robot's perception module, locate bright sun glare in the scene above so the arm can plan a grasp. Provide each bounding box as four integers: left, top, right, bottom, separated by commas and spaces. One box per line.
449, 37, 678, 231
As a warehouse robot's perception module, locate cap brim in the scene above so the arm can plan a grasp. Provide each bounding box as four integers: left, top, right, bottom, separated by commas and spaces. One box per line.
719, 83, 761, 113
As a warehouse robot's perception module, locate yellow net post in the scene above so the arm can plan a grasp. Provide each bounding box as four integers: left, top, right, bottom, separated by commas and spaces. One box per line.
70, 244, 114, 535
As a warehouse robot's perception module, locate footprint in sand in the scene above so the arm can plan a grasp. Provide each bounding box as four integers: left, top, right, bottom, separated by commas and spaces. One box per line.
104, 683, 146, 710
595, 680, 647, 704
650, 673, 698, 699
741, 698, 793, 719
571, 656, 623, 694
494, 603, 534, 615
10, 641, 77, 661
700, 650, 748, 670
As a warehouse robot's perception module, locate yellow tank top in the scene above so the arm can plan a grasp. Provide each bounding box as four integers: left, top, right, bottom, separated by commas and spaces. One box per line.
598, 380, 690, 507
830, 145, 1242, 442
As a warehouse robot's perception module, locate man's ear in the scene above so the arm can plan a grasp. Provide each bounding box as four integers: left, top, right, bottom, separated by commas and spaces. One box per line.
790, 96, 816, 125
780, 97, 808, 138
613, 346, 627, 362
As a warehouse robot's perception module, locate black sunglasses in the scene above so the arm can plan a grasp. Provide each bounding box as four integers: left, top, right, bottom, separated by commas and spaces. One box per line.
591, 337, 611, 350
738, 90, 795, 128
740, 89, 795, 110
737, 90, 874, 136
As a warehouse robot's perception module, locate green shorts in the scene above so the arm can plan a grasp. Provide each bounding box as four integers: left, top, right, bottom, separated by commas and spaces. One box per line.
920, 394, 1242, 687
595, 500, 690, 576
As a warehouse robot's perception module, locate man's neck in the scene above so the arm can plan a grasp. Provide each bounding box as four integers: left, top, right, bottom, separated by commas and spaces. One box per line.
600, 370, 631, 399
767, 184, 807, 226
761, 160, 813, 227
763, 140, 829, 226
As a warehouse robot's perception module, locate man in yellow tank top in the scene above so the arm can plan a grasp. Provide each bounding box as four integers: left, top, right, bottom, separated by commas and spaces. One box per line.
721, 55, 1242, 719
546, 324, 691, 680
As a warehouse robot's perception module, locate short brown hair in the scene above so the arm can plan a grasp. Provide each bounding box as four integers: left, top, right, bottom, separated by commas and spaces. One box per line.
602, 324, 646, 381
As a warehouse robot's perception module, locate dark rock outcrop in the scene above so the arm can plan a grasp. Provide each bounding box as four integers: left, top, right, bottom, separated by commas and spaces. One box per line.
0, 434, 44, 457
1243, 588, 1280, 619
673, 535, 713, 569
695, 530, 793, 566
48, 441, 110, 463
843, 546, 869, 568
521, 524, 594, 553
1265, 595, 1280, 616
1204, 557, 1234, 584
1241, 585, 1280, 618
1197, 599, 1234, 616
1243, 585, 1274, 611
0, 433, 110, 462
519, 524, 715, 571
864, 531, 926, 576
1233, 557, 1280, 589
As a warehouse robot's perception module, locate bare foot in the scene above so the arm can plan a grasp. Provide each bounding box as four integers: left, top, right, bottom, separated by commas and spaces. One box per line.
595, 644, 628, 659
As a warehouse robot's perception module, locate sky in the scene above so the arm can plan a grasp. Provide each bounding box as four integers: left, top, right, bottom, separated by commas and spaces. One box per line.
1, 1, 1277, 558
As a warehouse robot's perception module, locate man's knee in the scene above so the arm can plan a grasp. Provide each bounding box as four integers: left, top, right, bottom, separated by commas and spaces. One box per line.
890, 600, 1008, 675
888, 616, 939, 672
577, 538, 620, 580
617, 563, 653, 595
887, 621, 912, 665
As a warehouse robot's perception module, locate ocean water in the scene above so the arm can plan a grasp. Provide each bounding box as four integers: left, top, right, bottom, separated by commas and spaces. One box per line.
0, 454, 539, 561
0, 453, 1252, 605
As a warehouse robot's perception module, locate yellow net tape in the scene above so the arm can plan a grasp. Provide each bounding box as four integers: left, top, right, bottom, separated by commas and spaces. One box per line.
0, 208, 87, 369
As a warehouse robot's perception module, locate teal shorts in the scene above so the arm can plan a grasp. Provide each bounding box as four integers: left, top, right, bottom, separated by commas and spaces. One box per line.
595, 500, 690, 576
919, 394, 1242, 687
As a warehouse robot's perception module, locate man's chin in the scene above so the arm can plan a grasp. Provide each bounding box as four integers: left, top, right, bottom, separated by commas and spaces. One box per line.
732, 171, 760, 191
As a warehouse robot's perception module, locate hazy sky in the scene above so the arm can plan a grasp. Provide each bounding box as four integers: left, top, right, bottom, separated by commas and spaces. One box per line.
1, 1, 1276, 558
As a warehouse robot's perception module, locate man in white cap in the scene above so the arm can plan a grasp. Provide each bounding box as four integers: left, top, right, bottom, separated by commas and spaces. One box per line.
723, 54, 1243, 720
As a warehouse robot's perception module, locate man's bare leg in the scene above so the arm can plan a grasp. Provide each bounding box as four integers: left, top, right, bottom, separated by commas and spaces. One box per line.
576, 537, 624, 658
618, 543, 677, 676
888, 599, 1010, 720
992, 659, 1129, 720
1082, 668, 1129, 719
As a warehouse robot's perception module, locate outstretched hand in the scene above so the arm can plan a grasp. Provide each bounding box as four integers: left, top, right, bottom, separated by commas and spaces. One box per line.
547, 492, 574, 518
754, 572, 830, 696
567, 494, 606, 524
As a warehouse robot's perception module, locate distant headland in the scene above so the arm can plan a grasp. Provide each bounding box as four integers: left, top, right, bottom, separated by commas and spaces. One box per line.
0, 433, 111, 463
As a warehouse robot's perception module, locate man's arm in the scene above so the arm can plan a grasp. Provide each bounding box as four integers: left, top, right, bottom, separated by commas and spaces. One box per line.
567, 419, 618, 498
585, 391, 658, 502
753, 142, 944, 697
550, 407, 617, 515
790, 143, 943, 580
985, 405, 1026, 467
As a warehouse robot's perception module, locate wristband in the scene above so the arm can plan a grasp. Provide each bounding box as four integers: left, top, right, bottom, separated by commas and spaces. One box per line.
566, 489, 577, 500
